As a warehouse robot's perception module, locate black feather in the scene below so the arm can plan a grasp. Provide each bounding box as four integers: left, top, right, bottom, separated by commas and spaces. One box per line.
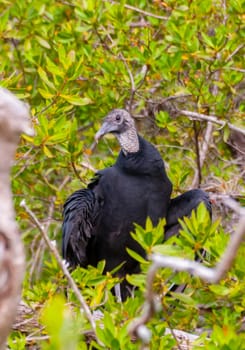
62, 186, 102, 267
62, 110, 212, 299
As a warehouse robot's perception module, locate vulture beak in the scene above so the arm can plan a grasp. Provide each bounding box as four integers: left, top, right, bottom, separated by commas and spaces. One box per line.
95, 120, 116, 142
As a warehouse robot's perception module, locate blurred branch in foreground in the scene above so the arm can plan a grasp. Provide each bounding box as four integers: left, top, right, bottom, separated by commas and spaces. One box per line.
0, 88, 33, 350
129, 197, 245, 345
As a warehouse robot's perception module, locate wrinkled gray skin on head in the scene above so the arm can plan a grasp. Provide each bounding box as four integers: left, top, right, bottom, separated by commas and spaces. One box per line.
95, 109, 139, 154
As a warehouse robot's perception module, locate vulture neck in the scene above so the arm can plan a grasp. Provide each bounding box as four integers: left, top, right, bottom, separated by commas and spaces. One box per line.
117, 127, 139, 155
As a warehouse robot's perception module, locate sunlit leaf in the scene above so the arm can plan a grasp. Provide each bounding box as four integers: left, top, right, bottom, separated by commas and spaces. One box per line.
36, 36, 51, 49
60, 94, 92, 105
37, 66, 56, 90
126, 248, 148, 264
38, 88, 54, 99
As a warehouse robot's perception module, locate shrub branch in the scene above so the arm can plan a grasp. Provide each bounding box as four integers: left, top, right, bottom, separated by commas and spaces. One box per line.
20, 201, 102, 345
129, 197, 245, 342
177, 109, 245, 136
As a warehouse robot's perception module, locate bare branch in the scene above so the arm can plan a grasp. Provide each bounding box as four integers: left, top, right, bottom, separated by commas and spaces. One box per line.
191, 48, 219, 188
118, 53, 136, 111
11, 39, 26, 85
71, 161, 87, 185
30, 176, 71, 282
118, 54, 148, 111
98, 24, 148, 111
81, 161, 97, 173
221, 0, 228, 25
0, 88, 33, 350
178, 109, 245, 136
29, 198, 55, 282
192, 121, 213, 188
199, 122, 213, 167
193, 121, 202, 186
223, 67, 245, 73
119, 53, 135, 92
225, 43, 244, 63
129, 197, 245, 342
129, 21, 150, 28
105, 1, 168, 20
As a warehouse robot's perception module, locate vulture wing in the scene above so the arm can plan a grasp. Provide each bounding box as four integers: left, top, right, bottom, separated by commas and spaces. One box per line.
165, 189, 212, 239
62, 176, 102, 268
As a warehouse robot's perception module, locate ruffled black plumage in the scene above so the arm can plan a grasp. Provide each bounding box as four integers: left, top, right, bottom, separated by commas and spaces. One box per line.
62, 109, 211, 299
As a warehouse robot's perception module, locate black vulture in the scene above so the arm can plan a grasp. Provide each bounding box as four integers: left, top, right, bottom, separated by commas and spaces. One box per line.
62, 109, 211, 299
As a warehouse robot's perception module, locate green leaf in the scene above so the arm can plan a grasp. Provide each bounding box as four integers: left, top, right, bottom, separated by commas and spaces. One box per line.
171, 292, 197, 306
46, 56, 64, 77
37, 66, 56, 90
209, 284, 230, 296
126, 273, 146, 288
58, 45, 70, 70
43, 145, 54, 158
0, 10, 9, 32
202, 32, 215, 48
38, 88, 54, 99
47, 133, 69, 144
152, 244, 184, 256
60, 94, 92, 105
156, 111, 171, 128
223, 124, 230, 143
36, 36, 51, 49
126, 248, 147, 264
145, 216, 153, 231
103, 311, 115, 336
38, 114, 49, 135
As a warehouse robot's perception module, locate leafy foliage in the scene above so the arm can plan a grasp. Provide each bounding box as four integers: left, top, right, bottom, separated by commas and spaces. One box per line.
1, 0, 244, 348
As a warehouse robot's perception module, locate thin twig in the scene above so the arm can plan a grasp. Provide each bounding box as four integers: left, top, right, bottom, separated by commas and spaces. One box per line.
223, 67, 245, 73
71, 161, 87, 185
29, 238, 45, 283
13, 151, 37, 179
129, 21, 150, 28
58, 175, 71, 191
193, 121, 202, 187
36, 99, 57, 116
105, 0, 168, 20
20, 200, 101, 344
221, 0, 228, 25
225, 43, 244, 63
163, 310, 183, 350
81, 161, 97, 173
177, 109, 245, 136
200, 123, 213, 166
98, 24, 148, 111
29, 197, 57, 282
119, 53, 135, 92
118, 53, 148, 111
118, 53, 136, 111
11, 39, 26, 84
192, 122, 213, 188
29, 176, 70, 281
191, 46, 219, 188
14, 146, 34, 166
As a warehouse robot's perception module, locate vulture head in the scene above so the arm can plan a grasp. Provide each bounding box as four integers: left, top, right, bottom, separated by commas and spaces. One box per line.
95, 109, 139, 154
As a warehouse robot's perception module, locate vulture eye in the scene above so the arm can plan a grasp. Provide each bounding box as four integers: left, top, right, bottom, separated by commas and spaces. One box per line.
115, 114, 121, 122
